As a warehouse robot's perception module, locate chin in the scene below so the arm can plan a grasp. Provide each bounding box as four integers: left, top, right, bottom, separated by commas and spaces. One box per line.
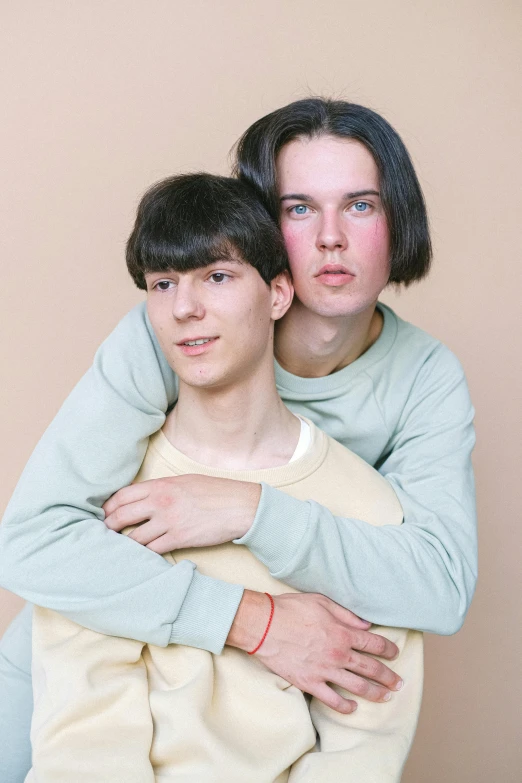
305, 296, 376, 319
183, 374, 220, 388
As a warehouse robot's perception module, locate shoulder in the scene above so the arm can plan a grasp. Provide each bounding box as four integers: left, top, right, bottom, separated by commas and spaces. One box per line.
376, 303, 468, 390
323, 430, 387, 481
308, 421, 399, 498
314, 426, 404, 524
364, 305, 474, 443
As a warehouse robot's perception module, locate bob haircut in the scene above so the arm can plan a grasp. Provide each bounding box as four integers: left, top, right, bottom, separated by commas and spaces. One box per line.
233, 97, 432, 286
126, 173, 289, 290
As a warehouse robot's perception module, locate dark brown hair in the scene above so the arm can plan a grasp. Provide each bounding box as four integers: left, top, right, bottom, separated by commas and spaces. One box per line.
233, 97, 432, 286
126, 173, 289, 289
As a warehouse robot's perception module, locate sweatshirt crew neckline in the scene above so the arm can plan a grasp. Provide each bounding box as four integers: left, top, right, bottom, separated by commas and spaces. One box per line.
274, 302, 398, 397
149, 417, 328, 488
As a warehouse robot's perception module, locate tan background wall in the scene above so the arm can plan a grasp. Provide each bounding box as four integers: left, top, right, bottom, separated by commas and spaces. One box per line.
1, 2, 520, 780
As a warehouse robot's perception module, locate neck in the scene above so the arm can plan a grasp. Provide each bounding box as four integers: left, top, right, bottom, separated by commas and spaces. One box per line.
274, 299, 383, 378
163, 360, 300, 470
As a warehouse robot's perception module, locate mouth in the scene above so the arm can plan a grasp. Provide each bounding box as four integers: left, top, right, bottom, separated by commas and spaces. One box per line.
315, 265, 355, 287
177, 336, 218, 356
179, 337, 215, 346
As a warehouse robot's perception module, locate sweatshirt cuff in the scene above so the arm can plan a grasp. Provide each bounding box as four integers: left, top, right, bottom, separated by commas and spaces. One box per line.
169, 570, 244, 654
234, 483, 311, 575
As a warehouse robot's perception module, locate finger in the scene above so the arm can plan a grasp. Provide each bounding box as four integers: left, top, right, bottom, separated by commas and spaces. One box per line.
329, 670, 392, 703
323, 599, 372, 629
103, 484, 150, 516
127, 520, 168, 547
104, 500, 153, 532
344, 650, 403, 691
146, 533, 176, 555
352, 629, 399, 660
308, 682, 358, 715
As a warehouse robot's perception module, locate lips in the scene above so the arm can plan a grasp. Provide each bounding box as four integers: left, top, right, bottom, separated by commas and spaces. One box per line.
178, 337, 214, 346
316, 264, 353, 276
315, 264, 355, 286
177, 336, 218, 356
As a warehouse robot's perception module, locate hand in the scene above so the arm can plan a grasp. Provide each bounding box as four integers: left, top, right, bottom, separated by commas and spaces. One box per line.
103, 475, 261, 553
227, 591, 403, 714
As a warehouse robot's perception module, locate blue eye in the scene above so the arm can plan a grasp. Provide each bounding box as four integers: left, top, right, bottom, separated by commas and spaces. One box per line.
292, 205, 308, 215
354, 202, 369, 212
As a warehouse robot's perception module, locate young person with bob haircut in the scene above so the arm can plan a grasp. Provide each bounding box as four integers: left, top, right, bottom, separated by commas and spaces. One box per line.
26, 171, 423, 783
0, 98, 476, 781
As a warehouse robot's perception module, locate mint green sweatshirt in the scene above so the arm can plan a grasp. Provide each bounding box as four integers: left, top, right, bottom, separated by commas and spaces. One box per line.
0, 302, 476, 653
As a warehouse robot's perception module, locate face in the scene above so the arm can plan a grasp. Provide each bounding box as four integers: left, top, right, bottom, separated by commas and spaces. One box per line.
276, 135, 390, 318
146, 257, 292, 390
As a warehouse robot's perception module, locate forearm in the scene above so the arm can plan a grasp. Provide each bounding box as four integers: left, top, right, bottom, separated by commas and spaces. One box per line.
238, 350, 477, 634
238, 482, 475, 634
0, 304, 241, 651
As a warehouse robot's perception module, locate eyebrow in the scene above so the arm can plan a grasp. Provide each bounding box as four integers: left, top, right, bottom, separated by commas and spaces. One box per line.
280, 189, 380, 202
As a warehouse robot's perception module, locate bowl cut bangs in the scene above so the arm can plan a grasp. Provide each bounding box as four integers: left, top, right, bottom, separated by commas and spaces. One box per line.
126, 173, 289, 290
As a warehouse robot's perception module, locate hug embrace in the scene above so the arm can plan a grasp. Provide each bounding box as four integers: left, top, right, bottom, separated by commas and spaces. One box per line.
0, 98, 476, 782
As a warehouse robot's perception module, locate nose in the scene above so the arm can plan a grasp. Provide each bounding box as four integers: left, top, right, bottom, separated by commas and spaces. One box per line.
171, 278, 205, 321
316, 209, 348, 252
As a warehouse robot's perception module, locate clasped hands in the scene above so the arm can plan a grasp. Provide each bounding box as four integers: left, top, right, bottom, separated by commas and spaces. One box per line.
103, 474, 403, 713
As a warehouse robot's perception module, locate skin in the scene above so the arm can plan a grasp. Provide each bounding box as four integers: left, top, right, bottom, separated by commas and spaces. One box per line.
275, 136, 390, 376
145, 259, 300, 471
104, 136, 404, 712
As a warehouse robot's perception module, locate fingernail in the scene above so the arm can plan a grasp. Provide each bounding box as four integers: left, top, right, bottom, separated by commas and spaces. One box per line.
395, 679, 404, 691
383, 692, 392, 701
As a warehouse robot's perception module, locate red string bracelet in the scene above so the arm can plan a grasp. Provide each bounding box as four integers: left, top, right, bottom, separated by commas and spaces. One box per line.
247, 592, 275, 655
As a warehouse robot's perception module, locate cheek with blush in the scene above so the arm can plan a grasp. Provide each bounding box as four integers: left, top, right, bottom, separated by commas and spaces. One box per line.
357, 216, 391, 279
281, 222, 313, 277
281, 222, 301, 253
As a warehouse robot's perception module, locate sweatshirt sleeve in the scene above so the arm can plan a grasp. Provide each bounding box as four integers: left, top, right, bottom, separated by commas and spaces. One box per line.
0, 303, 243, 653
236, 346, 477, 635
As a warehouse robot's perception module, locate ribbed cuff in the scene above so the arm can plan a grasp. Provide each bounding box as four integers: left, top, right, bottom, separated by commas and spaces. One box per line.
233, 483, 311, 575
169, 570, 244, 654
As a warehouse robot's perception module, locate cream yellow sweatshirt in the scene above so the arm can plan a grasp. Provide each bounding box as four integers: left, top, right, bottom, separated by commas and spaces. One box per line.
27, 420, 423, 783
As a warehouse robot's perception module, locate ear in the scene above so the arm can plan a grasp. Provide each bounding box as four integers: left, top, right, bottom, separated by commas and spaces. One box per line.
269, 271, 294, 321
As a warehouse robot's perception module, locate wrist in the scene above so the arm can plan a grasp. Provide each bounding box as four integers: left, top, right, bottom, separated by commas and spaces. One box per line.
231, 481, 261, 539
247, 593, 274, 655
226, 589, 270, 651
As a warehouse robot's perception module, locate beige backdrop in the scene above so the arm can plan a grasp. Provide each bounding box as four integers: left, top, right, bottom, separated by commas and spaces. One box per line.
1, 2, 521, 781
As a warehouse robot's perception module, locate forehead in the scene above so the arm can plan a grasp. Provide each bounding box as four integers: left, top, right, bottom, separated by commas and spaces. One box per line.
276, 135, 380, 197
